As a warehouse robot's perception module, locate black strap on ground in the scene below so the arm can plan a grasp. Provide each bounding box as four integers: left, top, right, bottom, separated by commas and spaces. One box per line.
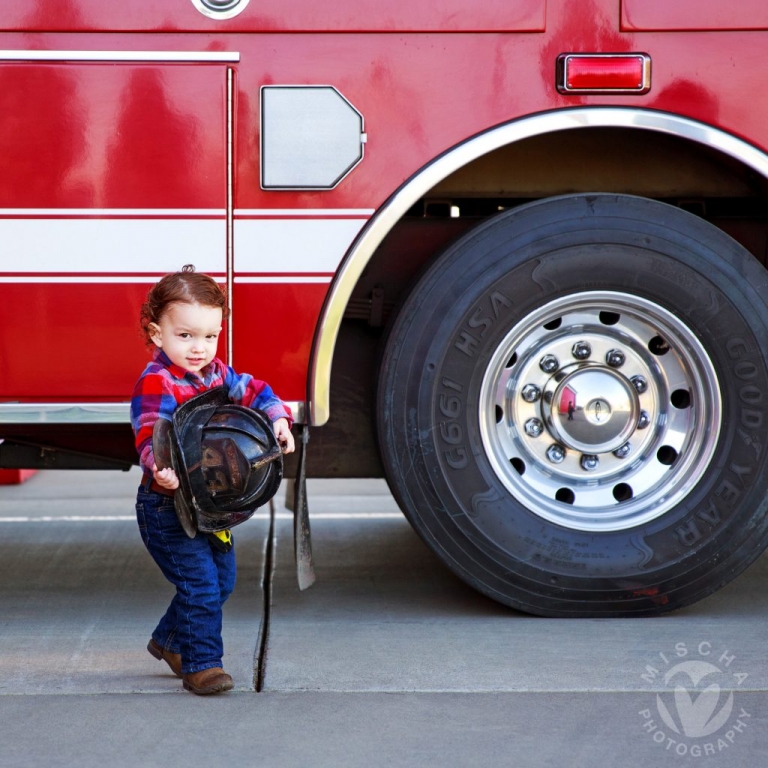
293, 425, 316, 590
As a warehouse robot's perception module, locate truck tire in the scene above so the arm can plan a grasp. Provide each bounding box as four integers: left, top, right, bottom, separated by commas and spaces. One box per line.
377, 194, 768, 616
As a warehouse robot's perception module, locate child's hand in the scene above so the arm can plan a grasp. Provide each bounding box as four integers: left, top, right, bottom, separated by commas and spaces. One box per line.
273, 418, 295, 454
153, 464, 180, 490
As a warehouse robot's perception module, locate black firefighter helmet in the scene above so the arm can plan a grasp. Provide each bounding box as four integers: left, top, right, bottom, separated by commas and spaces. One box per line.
152, 386, 283, 537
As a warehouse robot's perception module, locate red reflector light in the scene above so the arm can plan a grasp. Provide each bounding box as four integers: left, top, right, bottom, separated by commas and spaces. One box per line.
557, 54, 651, 94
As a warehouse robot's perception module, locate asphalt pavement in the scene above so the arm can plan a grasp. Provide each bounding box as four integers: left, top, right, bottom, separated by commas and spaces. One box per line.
0, 468, 766, 767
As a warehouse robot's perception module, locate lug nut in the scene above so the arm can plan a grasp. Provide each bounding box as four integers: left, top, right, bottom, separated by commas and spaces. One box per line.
631, 375, 648, 394
546, 444, 566, 464
580, 454, 599, 471
572, 341, 591, 360
521, 384, 541, 403
524, 418, 544, 437
613, 442, 632, 459
605, 349, 625, 368
637, 410, 650, 430
539, 355, 560, 374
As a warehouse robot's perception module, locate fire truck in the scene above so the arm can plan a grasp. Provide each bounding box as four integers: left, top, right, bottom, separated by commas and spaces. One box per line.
3, 0, 768, 617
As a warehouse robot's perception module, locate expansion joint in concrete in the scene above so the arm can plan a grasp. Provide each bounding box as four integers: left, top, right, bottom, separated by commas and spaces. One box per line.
254, 497, 276, 692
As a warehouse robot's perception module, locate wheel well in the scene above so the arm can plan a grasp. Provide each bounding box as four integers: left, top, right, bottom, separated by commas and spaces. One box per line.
312, 126, 768, 476
347, 127, 768, 328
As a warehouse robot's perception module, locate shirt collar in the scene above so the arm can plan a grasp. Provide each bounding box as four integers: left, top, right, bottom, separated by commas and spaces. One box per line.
152, 347, 204, 382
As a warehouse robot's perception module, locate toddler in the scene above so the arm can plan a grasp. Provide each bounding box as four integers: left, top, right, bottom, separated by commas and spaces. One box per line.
131, 265, 294, 695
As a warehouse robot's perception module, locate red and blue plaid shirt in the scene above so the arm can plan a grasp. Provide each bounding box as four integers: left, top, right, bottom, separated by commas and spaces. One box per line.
131, 348, 292, 474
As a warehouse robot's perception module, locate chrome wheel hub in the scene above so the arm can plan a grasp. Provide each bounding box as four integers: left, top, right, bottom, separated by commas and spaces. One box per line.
479, 291, 721, 532
544, 366, 639, 454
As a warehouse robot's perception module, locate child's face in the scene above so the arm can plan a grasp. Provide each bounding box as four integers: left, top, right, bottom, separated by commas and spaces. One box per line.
149, 301, 223, 374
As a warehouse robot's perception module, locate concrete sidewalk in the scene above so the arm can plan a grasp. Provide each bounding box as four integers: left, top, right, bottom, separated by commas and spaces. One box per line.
0, 469, 766, 767
265, 489, 768, 693
0, 468, 267, 694
2, 691, 765, 768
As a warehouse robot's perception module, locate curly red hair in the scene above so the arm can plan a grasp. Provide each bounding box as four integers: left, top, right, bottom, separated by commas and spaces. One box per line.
140, 264, 230, 344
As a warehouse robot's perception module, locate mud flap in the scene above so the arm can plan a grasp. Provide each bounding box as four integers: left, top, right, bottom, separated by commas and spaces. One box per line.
293, 425, 316, 590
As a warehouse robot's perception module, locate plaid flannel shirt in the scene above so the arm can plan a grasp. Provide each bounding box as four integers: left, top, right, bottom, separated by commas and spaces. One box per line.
131, 348, 292, 474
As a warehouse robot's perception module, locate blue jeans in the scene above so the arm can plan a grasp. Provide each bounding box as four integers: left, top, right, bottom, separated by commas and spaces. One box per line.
136, 484, 236, 674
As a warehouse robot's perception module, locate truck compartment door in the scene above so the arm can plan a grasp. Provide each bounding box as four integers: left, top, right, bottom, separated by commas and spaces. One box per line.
0, 62, 228, 399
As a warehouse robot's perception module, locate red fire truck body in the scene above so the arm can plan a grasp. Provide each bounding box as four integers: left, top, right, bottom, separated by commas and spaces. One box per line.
4, 0, 768, 616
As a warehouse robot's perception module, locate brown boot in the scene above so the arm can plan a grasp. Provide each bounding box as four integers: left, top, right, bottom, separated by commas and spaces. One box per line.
183, 667, 234, 696
147, 639, 182, 678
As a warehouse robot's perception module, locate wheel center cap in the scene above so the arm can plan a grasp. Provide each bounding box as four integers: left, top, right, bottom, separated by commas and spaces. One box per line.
585, 398, 611, 425
544, 366, 639, 453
